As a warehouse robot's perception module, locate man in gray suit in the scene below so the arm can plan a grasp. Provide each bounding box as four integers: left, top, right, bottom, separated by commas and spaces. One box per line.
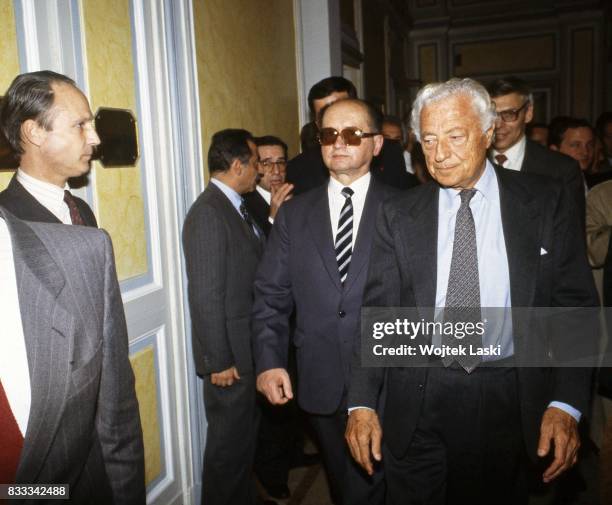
253, 99, 395, 505
0, 205, 144, 504
182, 129, 262, 505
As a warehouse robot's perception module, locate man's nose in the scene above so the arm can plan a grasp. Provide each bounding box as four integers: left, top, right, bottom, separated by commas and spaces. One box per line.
434, 139, 450, 162
88, 128, 101, 146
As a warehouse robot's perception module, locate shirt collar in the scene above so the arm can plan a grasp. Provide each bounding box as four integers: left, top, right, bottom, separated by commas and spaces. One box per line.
491, 134, 526, 169
439, 160, 497, 209
17, 168, 68, 198
327, 171, 371, 197
210, 177, 243, 212
255, 185, 271, 204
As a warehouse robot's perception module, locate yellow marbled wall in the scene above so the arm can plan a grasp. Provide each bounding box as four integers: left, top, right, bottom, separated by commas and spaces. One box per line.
82, 0, 147, 280
0, 0, 20, 190
194, 0, 300, 179
130, 346, 162, 486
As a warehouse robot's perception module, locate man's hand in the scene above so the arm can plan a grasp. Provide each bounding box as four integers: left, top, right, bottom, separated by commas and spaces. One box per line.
269, 183, 294, 220
537, 406, 580, 483
210, 366, 240, 387
345, 408, 383, 476
256, 368, 293, 405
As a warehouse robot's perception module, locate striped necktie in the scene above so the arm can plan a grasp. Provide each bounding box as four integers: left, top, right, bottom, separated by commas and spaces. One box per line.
335, 187, 354, 284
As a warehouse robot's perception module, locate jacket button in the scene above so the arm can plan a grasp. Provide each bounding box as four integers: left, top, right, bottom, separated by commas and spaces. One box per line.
338, 310, 346, 318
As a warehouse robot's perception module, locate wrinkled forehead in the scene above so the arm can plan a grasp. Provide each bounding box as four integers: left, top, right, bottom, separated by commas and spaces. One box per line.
321, 101, 371, 129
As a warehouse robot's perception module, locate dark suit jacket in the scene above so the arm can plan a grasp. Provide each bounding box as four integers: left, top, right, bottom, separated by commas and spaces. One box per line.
243, 189, 271, 237
252, 177, 397, 415
183, 182, 263, 376
0, 174, 97, 227
1, 206, 144, 505
521, 139, 585, 222
348, 168, 598, 460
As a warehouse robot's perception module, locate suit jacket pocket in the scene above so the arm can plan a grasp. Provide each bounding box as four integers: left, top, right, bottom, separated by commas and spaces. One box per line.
227, 316, 254, 374
69, 342, 102, 398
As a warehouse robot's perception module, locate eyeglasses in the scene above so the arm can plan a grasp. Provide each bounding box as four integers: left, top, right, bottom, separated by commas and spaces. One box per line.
496, 101, 529, 123
318, 127, 380, 146
259, 159, 287, 171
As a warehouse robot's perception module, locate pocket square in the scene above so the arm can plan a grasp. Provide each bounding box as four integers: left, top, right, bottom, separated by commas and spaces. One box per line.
540, 247, 547, 256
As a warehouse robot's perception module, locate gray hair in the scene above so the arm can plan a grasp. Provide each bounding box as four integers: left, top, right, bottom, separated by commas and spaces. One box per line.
410, 78, 497, 142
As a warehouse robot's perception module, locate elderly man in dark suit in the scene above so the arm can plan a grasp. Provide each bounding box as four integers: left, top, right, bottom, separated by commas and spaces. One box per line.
346, 78, 598, 505
486, 76, 584, 222
0, 205, 144, 504
253, 98, 396, 505
183, 129, 263, 505
0, 71, 99, 226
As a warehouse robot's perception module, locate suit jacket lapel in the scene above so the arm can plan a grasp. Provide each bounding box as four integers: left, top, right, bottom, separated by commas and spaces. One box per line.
406, 183, 438, 307
307, 187, 343, 292
497, 169, 539, 307
0, 208, 75, 484
209, 183, 263, 254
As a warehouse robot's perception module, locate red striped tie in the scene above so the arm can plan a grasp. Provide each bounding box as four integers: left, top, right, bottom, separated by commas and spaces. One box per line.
0, 380, 24, 484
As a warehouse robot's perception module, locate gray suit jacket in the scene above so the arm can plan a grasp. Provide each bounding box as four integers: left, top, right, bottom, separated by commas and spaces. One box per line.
1, 206, 145, 505
183, 182, 263, 376
348, 168, 598, 460
252, 178, 397, 415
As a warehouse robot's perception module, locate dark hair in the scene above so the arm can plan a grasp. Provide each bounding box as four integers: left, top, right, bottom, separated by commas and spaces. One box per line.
319, 98, 382, 133
526, 122, 548, 133
548, 116, 592, 148
595, 112, 612, 138
486, 76, 532, 102
0, 70, 77, 157
307, 76, 357, 115
254, 135, 288, 159
208, 129, 254, 175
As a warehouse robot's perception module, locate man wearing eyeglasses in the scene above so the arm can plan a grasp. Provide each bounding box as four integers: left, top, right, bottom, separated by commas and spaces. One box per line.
487, 77, 584, 223
253, 98, 395, 505
243, 136, 293, 237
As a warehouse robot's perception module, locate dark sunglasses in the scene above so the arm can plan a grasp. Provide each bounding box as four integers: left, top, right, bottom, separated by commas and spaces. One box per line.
318, 127, 380, 146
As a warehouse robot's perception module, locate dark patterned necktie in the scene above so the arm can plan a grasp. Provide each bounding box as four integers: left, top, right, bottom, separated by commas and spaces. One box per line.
64, 190, 85, 225
335, 187, 354, 284
239, 200, 259, 239
0, 379, 24, 484
443, 189, 482, 372
494, 154, 508, 168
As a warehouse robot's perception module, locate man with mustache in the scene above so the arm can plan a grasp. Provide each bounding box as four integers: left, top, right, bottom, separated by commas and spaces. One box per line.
0, 71, 99, 227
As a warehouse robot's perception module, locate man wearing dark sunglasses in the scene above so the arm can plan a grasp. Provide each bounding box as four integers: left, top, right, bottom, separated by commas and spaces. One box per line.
487, 77, 584, 224
253, 98, 395, 505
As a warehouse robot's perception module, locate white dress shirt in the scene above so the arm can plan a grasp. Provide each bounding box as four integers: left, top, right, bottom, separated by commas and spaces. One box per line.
17, 169, 72, 224
0, 217, 31, 436
328, 172, 371, 247
490, 135, 526, 171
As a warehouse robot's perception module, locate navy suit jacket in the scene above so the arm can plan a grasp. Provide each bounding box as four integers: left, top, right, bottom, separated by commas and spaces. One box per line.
252, 177, 397, 415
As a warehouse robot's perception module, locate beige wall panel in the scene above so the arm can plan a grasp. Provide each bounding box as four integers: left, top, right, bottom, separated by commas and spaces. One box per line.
0, 0, 20, 190
571, 29, 593, 119
419, 44, 437, 84
194, 0, 299, 178
130, 346, 162, 486
454, 35, 555, 76
82, 0, 147, 280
